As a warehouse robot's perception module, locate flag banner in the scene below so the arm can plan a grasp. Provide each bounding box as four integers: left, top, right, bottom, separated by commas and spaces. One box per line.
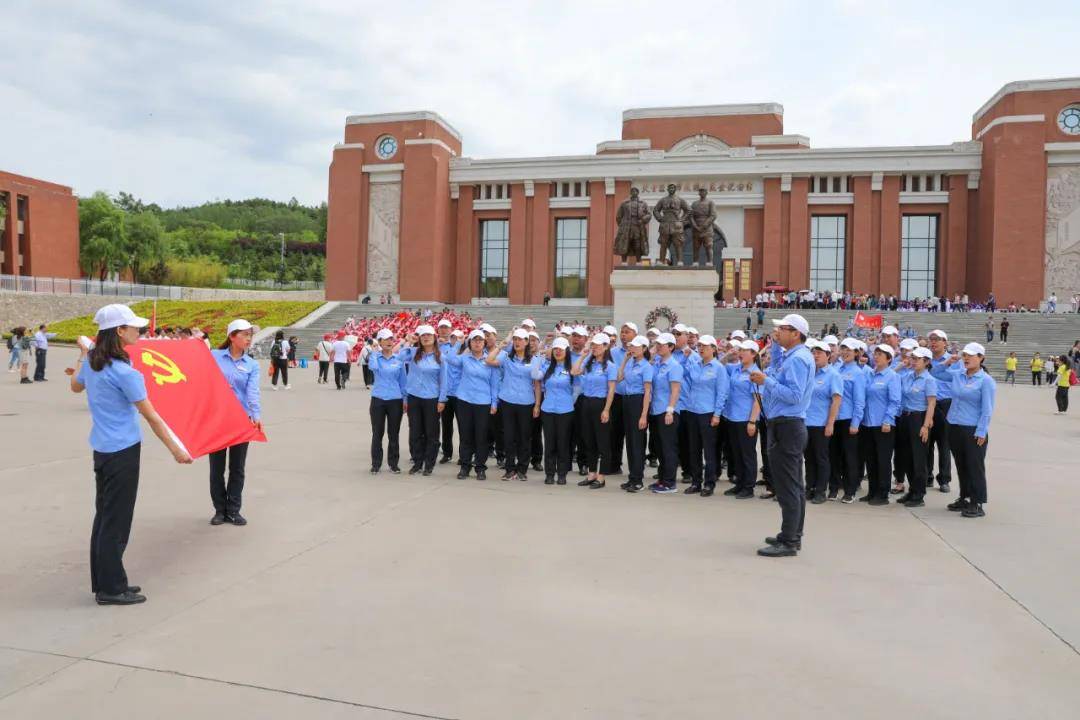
854, 311, 884, 329
129, 339, 267, 458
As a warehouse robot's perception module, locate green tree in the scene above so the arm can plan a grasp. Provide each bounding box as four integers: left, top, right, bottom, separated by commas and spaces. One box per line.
79, 192, 126, 281
124, 212, 165, 283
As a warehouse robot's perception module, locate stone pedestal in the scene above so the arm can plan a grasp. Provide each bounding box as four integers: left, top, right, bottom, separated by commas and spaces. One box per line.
609, 267, 716, 332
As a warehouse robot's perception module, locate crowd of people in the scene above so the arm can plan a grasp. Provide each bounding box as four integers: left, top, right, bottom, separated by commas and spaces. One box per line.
729, 290, 1073, 314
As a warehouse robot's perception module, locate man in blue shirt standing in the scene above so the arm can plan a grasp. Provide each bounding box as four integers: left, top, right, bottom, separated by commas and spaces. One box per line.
750, 314, 814, 557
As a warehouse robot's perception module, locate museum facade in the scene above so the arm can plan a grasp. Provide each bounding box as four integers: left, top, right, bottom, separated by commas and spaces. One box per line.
325, 77, 1080, 307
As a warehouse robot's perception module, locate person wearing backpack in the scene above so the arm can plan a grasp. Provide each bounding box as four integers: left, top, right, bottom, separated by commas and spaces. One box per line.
269, 330, 290, 390
1055, 354, 1074, 414
16, 329, 33, 384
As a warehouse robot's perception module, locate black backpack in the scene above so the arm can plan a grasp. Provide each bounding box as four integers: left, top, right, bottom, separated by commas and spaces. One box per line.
5, 336, 12, 351
270, 340, 283, 360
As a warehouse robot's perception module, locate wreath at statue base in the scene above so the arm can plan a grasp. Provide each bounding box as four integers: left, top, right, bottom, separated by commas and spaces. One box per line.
644, 305, 678, 331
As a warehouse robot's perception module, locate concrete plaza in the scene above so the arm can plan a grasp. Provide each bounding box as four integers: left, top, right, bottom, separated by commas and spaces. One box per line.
1, 347, 1079, 719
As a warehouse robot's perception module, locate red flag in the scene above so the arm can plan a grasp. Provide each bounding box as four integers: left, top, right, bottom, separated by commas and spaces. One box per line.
129, 339, 267, 458
854, 311, 883, 329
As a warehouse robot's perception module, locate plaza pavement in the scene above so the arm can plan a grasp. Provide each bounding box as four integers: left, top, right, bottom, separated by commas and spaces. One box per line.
1, 346, 1079, 719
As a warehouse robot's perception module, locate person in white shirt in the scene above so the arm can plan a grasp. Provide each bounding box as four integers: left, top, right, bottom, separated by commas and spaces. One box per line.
33, 324, 57, 381
330, 333, 352, 389
315, 334, 334, 384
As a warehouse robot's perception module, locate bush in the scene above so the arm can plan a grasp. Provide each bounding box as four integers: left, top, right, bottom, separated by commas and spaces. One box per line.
166, 257, 227, 288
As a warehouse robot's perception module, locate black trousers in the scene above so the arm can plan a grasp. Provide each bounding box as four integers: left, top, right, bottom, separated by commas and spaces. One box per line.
609, 394, 625, 472
318, 360, 330, 383
1032, 371, 1042, 386
902, 412, 930, 501
209, 442, 249, 515
677, 406, 691, 477
766, 418, 808, 545
949, 424, 987, 503
803, 426, 830, 496
440, 396, 457, 459
334, 362, 349, 389
1056, 386, 1069, 412
894, 412, 911, 486
571, 396, 586, 468
649, 412, 679, 484
646, 414, 659, 463
758, 419, 771, 484
717, 418, 735, 481
362, 365, 374, 387
685, 411, 718, 484
407, 395, 440, 470
34, 348, 46, 380
926, 398, 952, 485
829, 420, 861, 496
864, 426, 895, 500
370, 397, 403, 470
457, 401, 492, 471
488, 405, 505, 461
580, 396, 613, 474
271, 358, 289, 386
90, 443, 140, 595
621, 394, 647, 483
541, 411, 573, 478
501, 401, 534, 475
728, 419, 758, 491
531, 407, 543, 465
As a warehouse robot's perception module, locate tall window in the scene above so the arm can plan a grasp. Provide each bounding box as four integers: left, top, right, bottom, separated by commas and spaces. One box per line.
809, 215, 846, 292
479, 220, 509, 298
901, 215, 938, 299
554, 218, 587, 298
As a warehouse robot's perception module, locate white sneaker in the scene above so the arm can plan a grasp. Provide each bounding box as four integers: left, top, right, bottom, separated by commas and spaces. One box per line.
284, 384, 292, 390
270, 385, 278, 391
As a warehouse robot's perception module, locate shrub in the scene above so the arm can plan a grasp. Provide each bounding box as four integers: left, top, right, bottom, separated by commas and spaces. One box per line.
166, 257, 227, 288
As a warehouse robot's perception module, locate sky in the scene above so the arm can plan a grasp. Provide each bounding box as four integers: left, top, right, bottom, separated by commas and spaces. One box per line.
3, 0, 1078, 208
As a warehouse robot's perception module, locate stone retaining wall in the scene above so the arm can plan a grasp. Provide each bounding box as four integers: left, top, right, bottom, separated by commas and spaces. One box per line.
0, 292, 131, 333
179, 288, 324, 301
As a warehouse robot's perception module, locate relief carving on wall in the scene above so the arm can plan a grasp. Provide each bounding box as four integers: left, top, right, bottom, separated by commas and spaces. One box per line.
367, 182, 401, 295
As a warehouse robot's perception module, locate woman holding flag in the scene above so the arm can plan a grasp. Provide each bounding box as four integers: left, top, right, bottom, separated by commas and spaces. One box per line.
209, 319, 262, 526
70, 303, 193, 606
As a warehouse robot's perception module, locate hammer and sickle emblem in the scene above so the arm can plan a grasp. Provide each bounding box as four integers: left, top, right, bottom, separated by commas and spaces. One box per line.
141, 348, 187, 386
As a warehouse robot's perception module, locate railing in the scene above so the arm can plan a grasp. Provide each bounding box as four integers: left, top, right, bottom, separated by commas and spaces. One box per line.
0, 274, 183, 299
224, 278, 325, 290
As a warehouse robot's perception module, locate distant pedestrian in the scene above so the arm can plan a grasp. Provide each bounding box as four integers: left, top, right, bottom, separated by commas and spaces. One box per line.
1055, 355, 1073, 414
1030, 353, 1043, 385
33, 324, 56, 381
999, 318, 1009, 344
315, 334, 333, 384
984, 317, 994, 343
1005, 352, 1017, 385
269, 330, 290, 390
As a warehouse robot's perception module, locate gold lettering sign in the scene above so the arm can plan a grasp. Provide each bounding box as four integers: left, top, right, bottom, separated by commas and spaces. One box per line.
723, 260, 735, 291
141, 348, 188, 386
638, 180, 754, 193
739, 260, 752, 291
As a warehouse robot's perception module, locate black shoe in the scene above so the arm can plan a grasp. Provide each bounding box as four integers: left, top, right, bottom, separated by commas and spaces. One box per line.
531, 461, 543, 472
518, 473, 527, 482
939, 482, 951, 493
439, 456, 452, 465
370, 467, 380, 474
476, 469, 486, 481
827, 490, 839, 500
422, 468, 432, 476
867, 497, 889, 506
903, 498, 926, 508
735, 488, 754, 499
722, 487, 739, 496
96, 590, 146, 605
608, 468, 623, 476
456, 468, 469, 479
226, 513, 247, 526
684, 483, 702, 495
409, 465, 423, 475
947, 498, 970, 512
647, 459, 658, 468
757, 543, 798, 558
626, 480, 643, 493
556, 476, 567, 485
501, 471, 515, 481
20, 378, 32, 384
962, 503, 985, 518
388, 466, 401, 474
589, 479, 605, 489
810, 493, 827, 505
577, 478, 593, 487
619, 480, 631, 490
651, 473, 661, 480
765, 536, 802, 550
701, 484, 715, 497
210, 512, 226, 526
858, 495, 872, 502
896, 493, 911, 504
578, 465, 588, 476
544, 476, 555, 485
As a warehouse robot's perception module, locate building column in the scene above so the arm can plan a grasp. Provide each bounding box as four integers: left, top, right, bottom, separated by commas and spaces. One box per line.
507, 184, 528, 304
762, 177, 782, 286
787, 177, 809, 289
526, 182, 551, 304
453, 186, 475, 304
325, 144, 368, 301
399, 141, 453, 302
587, 181, 613, 305
944, 174, 969, 297
878, 175, 901, 296
850, 176, 873, 293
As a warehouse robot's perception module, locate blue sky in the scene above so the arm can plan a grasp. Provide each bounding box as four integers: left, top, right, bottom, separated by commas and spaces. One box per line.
2, 0, 1076, 207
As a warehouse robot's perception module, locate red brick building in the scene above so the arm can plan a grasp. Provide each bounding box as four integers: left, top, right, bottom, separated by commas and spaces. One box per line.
0, 170, 80, 278
326, 78, 1080, 307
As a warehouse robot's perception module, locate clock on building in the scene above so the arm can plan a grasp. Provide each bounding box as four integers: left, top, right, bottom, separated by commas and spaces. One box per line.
1058, 105, 1080, 136
375, 134, 399, 159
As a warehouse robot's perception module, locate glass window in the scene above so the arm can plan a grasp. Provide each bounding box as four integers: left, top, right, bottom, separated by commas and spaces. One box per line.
479, 220, 509, 298
809, 215, 845, 292
901, 215, 938, 300
554, 218, 587, 298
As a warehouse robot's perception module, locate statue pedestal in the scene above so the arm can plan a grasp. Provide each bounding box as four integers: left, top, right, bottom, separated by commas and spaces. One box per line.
609, 267, 716, 333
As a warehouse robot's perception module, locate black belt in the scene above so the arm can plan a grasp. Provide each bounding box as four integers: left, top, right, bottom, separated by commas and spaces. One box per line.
767, 416, 803, 426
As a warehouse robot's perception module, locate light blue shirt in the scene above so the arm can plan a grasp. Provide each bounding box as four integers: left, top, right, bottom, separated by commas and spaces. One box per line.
494, 350, 539, 405
442, 353, 499, 409
929, 354, 963, 401
580, 357, 617, 399
862, 367, 902, 427
947, 369, 996, 438
399, 347, 442, 400
533, 360, 575, 414
685, 358, 730, 417
836, 361, 867, 422
444, 348, 463, 397
610, 346, 628, 394
619, 357, 654, 395
34, 330, 56, 350
211, 348, 262, 420
77, 359, 147, 453
723, 365, 757, 422
368, 352, 407, 401
806, 365, 843, 427
649, 356, 684, 415
761, 344, 814, 420
901, 370, 938, 412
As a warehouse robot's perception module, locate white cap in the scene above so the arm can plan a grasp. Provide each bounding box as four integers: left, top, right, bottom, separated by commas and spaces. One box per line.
739, 339, 760, 352
621, 321, 639, 333
647, 327, 660, 337
94, 304, 150, 331
882, 325, 899, 336
557, 325, 571, 335
730, 330, 747, 340
771, 313, 810, 336
512, 328, 529, 340
467, 329, 485, 341
437, 319, 452, 328
572, 325, 589, 336
929, 329, 948, 340
480, 323, 496, 334
875, 343, 896, 357
824, 335, 839, 346
528, 331, 539, 340
899, 338, 919, 350
603, 325, 617, 336
840, 338, 861, 351
224, 318, 252, 336
416, 324, 435, 336
375, 328, 394, 340
962, 342, 986, 356
521, 318, 536, 328
672, 323, 688, 333
912, 347, 933, 360
551, 337, 570, 350
657, 332, 676, 345
630, 335, 650, 347
687, 327, 700, 336
451, 329, 465, 337
591, 333, 611, 345
806, 339, 825, 352
697, 334, 717, 347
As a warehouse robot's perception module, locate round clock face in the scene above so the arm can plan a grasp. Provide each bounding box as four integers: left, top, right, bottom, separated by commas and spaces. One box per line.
375, 134, 398, 159
1058, 105, 1080, 136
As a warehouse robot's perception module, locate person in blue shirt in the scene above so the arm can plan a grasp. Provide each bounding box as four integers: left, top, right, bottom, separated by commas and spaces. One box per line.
860, 344, 902, 505
722, 339, 762, 499
571, 333, 618, 489
70, 304, 192, 606
399, 325, 444, 476
831, 338, 867, 503
442, 329, 500, 480
368, 327, 407, 475
898, 347, 938, 507
608, 321, 638, 478
437, 324, 461, 465
750, 315, 814, 557
527, 330, 545, 473
208, 318, 263, 527
615, 334, 654, 493
533, 336, 575, 484
946, 343, 997, 518
926, 329, 960, 493
682, 335, 731, 497
804, 340, 843, 505
647, 333, 684, 493
487, 328, 541, 481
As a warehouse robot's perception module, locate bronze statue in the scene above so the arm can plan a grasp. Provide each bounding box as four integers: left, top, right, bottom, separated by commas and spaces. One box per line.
614, 187, 651, 263
689, 188, 717, 265
652, 184, 690, 266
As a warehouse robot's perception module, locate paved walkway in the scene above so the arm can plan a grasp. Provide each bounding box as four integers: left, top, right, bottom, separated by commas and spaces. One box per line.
2, 348, 1079, 719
